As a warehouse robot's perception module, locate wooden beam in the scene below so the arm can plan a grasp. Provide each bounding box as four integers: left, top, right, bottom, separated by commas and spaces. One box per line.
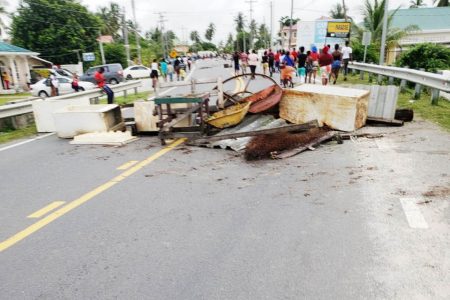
189, 120, 319, 144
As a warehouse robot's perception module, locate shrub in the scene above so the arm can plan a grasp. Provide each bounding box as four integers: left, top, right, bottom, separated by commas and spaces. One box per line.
396, 43, 450, 72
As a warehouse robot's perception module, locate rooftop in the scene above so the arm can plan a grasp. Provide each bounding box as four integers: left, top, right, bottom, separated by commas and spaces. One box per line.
391, 7, 450, 31
0, 41, 38, 54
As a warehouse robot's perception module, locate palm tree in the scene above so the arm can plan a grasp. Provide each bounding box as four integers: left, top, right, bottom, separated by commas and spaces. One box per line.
205, 23, 215, 41
97, 2, 122, 38
234, 12, 245, 32
190, 31, 201, 43
409, 0, 426, 8
433, 0, 449, 6
329, 3, 347, 19
356, 0, 418, 51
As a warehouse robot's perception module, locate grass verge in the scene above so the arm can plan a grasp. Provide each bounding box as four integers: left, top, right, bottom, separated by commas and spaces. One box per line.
0, 92, 33, 105
0, 124, 37, 144
337, 73, 450, 131
99, 91, 152, 105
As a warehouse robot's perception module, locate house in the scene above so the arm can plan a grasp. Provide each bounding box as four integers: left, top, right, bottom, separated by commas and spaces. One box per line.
0, 42, 39, 93
279, 25, 297, 50
387, 7, 450, 64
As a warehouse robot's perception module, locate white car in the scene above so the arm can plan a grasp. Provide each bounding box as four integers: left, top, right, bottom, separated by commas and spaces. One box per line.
30, 77, 96, 97
123, 65, 151, 79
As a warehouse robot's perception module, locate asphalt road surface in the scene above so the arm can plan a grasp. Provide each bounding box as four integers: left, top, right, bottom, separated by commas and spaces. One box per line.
0, 59, 449, 299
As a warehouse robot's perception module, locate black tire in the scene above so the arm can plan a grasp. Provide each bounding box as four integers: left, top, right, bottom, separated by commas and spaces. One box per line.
126, 74, 132, 80
38, 91, 49, 98
109, 78, 119, 85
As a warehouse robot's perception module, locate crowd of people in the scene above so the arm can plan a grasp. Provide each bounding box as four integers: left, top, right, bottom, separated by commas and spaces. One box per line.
150, 56, 193, 88
231, 41, 353, 87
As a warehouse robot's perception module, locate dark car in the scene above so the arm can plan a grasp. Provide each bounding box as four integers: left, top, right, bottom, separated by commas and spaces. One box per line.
79, 63, 124, 85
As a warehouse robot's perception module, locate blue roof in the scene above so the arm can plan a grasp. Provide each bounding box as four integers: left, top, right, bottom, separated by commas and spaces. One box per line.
391, 7, 450, 31
0, 41, 34, 53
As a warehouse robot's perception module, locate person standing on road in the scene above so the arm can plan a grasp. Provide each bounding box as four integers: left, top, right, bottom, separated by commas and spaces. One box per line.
268, 49, 275, 77
233, 51, 240, 75
174, 57, 181, 81
306, 51, 314, 83
331, 44, 342, 84
248, 50, 259, 79
274, 50, 281, 72
240, 51, 249, 75
342, 40, 353, 81
150, 59, 159, 89
94, 67, 114, 104
160, 59, 168, 82
50, 73, 59, 96
297, 46, 307, 79
261, 51, 269, 75
167, 62, 174, 82
318, 46, 333, 86
310, 46, 320, 84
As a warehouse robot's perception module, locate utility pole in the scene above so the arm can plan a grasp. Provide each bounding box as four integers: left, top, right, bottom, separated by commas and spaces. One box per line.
246, 0, 257, 50
98, 30, 106, 64
156, 12, 168, 59
131, 0, 142, 64
270, 1, 273, 49
288, 0, 294, 50
343, 0, 348, 21
379, 0, 389, 66
122, 6, 131, 67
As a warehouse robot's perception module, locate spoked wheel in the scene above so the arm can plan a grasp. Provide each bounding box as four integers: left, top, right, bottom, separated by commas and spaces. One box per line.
216, 73, 279, 108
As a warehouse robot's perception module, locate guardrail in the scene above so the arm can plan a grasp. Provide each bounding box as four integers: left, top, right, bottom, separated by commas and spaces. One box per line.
0, 80, 142, 121
348, 62, 450, 104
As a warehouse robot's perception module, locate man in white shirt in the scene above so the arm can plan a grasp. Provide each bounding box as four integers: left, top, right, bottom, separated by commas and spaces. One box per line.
342, 40, 353, 81
248, 50, 259, 79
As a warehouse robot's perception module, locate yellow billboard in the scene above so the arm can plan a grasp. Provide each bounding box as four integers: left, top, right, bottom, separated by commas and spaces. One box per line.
326, 22, 351, 38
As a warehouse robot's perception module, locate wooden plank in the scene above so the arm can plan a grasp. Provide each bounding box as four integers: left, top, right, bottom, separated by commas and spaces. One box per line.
189, 120, 319, 144
162, 104, 201, 130
154, 97, 204, 104
366, 117, 404, 126
271, 131, 336, 159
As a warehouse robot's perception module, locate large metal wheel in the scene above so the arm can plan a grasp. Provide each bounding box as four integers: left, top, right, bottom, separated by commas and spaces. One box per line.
216, 73, 279, 107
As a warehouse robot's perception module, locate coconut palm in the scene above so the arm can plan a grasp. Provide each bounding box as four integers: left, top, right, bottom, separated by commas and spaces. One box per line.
190, 30, 201, 43
329, 3, 347, 19
234, 12, 245, 32
409, 0, 426, 8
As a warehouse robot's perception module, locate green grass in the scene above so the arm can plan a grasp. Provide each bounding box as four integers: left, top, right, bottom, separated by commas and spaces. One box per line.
0, 92, 33, 105
0, 124, 37, 144
337, 73, 450, 131
99, 91, 152, 105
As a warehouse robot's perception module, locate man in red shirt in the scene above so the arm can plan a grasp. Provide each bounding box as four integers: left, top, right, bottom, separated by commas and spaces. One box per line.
94, 67, 114, 104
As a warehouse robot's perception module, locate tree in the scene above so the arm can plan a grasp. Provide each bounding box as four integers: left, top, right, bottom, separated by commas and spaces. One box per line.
329, 3, 347, 19
11, 0, 101, 64
103, 43, 126, 66
224, 33, 234, 53
409, 0, 426, 8
397, 43, 450, 72
190, 30, 201, 43
433, 0, 449, 6
97, 2, 122, 38
234, 12, 245, 32
205, 23, 215, 41
255, 23, 270, 49
279, 16, 299, 27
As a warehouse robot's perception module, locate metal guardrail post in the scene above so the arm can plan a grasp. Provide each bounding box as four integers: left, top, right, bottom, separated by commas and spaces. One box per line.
388, 77, 394, 85
431, 89, 440, 105
400, 79, 407, 92
414, 82, 422, 100
377, 74, 383, 85
359, 70, 364, 80
134, 87, 138, 95
123, 90, 128, 99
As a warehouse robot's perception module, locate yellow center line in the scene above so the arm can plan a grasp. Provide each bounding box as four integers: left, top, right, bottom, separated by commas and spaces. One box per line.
116, 160, 139, 170
0, 138, 186, 253
27, 201, 66, 219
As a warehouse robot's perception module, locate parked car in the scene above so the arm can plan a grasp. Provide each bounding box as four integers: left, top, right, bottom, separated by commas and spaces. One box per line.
123, 65, 151, 79
79, 63, 124, 85
30, 77, 95, 97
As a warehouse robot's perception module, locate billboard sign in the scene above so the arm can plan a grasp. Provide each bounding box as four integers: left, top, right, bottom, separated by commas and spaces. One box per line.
326, 22, 351, 38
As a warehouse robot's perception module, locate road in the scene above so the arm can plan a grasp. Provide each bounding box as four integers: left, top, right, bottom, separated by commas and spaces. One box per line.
0, 59, 449, 299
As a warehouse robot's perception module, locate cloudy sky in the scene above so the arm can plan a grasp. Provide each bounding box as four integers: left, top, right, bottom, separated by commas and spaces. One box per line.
5, 0, 437, 43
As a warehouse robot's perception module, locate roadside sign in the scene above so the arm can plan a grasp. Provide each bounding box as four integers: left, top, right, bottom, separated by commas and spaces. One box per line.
362, 31, 372, 46
169, 50, 178, 58
82, 52, 95, 62
326, 22, 351, 38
